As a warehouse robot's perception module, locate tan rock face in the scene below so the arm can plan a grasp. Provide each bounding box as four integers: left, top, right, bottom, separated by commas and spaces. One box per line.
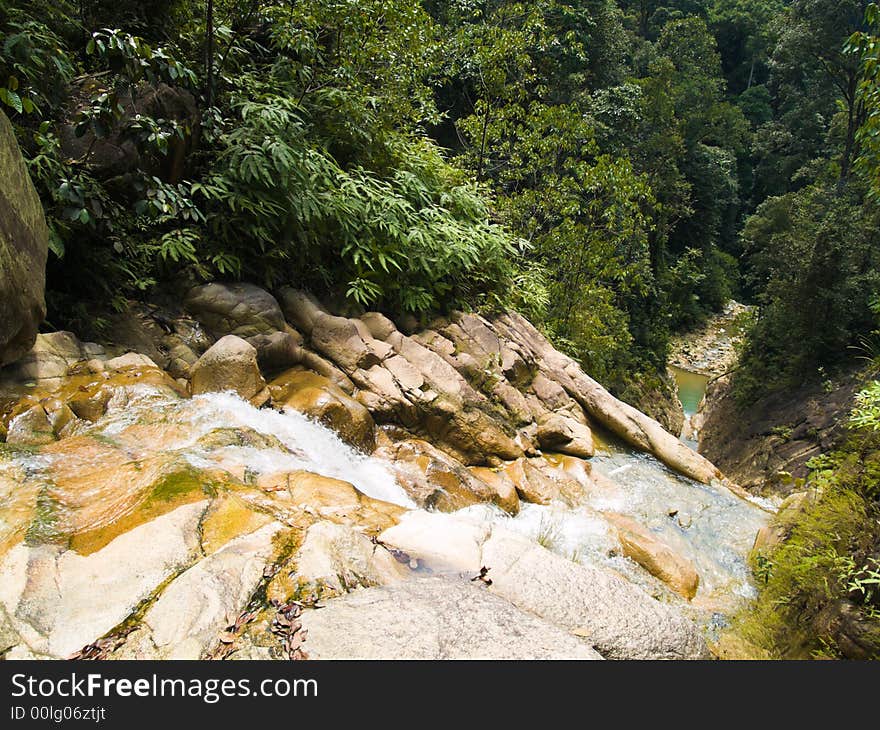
502, 457, 584, 506
299, 575, 604, 660
185, 282, 287, 339
288, 520, 408, 597
536, 412, 594, 458
259, 470, 404, 533
603, 512, 700, 600
468, 466, 520, 514
374, 438, 498, 511
377, 512, 709, 659
191, 335, 266, 401
269, 369, 375, 452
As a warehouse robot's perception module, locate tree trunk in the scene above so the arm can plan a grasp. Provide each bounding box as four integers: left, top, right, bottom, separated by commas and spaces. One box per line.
476, 100, 492, 182
839, 73, 861, 189
205, 0, 215, 107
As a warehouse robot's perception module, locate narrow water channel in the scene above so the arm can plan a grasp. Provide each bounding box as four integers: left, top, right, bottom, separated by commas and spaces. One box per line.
669, 365, 709, 449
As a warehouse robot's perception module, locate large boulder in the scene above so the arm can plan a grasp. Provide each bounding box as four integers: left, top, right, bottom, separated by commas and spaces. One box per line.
190, 335, 267, 403
184, 282, 286, 339
184, 282, 308, 373
377, 512, 709, 659
0, 331, 106, 387
374, 438, 506, 511
501, 456, 584, 506
0, 110, 48, 365
603, 512, 700, 600
535, 412, 594, 458
299, 576, 603, 660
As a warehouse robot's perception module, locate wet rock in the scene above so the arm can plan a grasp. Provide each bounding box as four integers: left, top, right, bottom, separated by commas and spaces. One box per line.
481, 528, 709, 659
190, 335, 266, 402
43, 398, 78, 438
0, 109, 48, 366
375, 438, 499, 511
299, 575, 603, 660
259, 470, 404, 532
468, 466, 520, 515
603, 512, 700, 600
502, 457, 583, 506
199, 495, 273, 556
535, 412, 594, 458
5, 405, 55, 445
269, 369, 375, 452
378, 511, 490, 572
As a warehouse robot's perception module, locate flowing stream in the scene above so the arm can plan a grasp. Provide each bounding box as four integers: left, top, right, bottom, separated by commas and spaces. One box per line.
670, 364, 710, 449
1, 384, 768, 635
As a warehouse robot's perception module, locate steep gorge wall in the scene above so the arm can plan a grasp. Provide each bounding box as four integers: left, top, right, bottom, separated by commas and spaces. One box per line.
700, 370, 862, 494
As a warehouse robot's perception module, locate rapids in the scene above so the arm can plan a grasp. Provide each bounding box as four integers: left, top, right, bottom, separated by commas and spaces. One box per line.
2, 384, 768, 632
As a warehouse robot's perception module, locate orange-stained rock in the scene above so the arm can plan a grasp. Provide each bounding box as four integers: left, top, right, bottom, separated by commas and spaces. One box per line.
269, 369, 375, 452
603, 512, 700, 600
374, 438, 499, 511
502, 457, 584, 506
468, 466, 520, 515
257, 470, 404, 533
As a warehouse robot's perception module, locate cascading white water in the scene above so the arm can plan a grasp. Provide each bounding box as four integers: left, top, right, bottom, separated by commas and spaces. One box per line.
94, 386, 417, 508
4, 384, 768, 620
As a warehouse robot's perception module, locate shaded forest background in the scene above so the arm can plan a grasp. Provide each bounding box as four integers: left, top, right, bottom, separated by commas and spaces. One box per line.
2, 0, 880, 403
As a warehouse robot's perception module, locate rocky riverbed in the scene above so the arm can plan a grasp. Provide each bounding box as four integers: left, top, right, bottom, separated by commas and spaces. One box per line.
668, 301, 752, 377
0, 284, 769, 660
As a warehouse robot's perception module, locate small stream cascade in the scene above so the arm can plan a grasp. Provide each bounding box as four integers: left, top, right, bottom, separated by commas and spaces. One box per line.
2, 384, 768, 628
670, 365, 710, 450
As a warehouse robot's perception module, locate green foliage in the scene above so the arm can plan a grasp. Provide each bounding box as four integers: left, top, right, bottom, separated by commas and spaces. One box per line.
737, 403, 880, 658
203, 91, 520, 311
735, 183, 880, 401
0, 1, 76, 116
850, 3, 880, 198
850, 379, 880, 431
